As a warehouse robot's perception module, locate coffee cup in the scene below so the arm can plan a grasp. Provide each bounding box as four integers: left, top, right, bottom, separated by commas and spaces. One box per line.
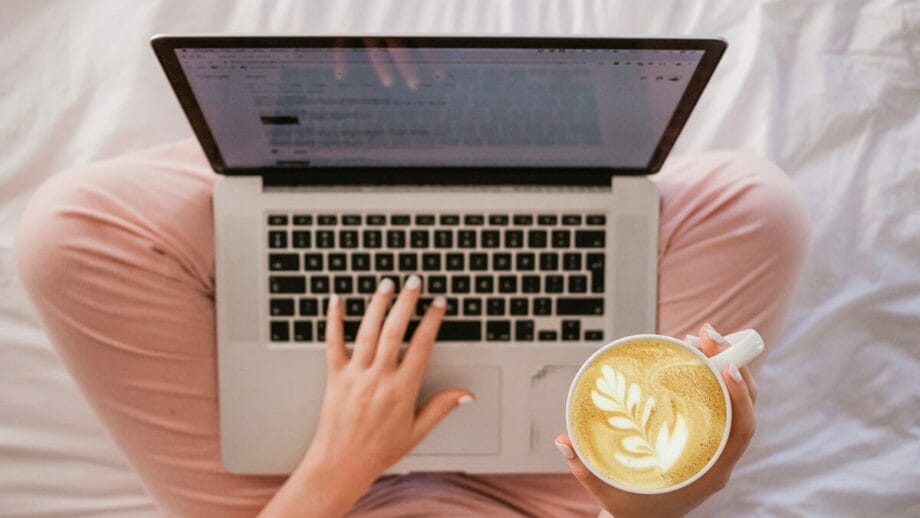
565, 329, 764, 494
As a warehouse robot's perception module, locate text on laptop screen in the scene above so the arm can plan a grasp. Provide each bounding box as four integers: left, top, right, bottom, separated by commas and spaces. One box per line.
176, 46, 704, 169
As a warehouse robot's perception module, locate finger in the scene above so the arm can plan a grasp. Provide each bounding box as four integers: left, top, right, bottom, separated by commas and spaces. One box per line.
374, 275, 422, 370
699, 322, 728, 357
352, 278, 395, 367
411, 389, 474, 446
324, 294, 347, 371
553, 433, 622, 500
717, 364, 756, 467
333, 37, 347, 82
740, 365, 758, 405
400, 296, 447, 383
365, 38, 394, 87
385, 40, 419, 90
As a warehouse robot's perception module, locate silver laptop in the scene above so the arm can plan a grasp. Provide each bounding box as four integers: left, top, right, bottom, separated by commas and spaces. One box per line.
152, 35, 726, 474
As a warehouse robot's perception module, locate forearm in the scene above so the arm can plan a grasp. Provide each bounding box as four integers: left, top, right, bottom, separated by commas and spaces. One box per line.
258, 453, 375, 518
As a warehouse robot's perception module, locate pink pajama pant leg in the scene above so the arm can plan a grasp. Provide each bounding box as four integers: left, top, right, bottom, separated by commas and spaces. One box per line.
15, 140, 810, 517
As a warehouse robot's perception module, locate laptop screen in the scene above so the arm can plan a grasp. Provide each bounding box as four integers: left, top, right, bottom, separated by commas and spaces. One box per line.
171, 44, 706, 170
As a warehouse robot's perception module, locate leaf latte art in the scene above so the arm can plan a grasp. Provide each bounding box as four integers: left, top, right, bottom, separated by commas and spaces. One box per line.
569, 339, 727, 490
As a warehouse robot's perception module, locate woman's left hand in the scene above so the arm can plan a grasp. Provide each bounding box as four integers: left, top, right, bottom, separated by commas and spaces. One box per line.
555, 324, 759, 518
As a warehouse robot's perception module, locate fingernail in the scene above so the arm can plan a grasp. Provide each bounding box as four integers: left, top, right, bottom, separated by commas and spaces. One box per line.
328, 294, 339, 310
704, 323, 728, 349
554, 440, 575, 460
432, 296, 447, 308
377, 278, 395, 293
729, 363, 744, 384
405, 275, 421, 290
457, 395, 474, 406
685, 334, 701, 348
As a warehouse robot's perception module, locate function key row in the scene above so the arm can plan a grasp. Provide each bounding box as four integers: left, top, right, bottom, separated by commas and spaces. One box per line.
267, 229, 605, 249
267, 213, 607, 227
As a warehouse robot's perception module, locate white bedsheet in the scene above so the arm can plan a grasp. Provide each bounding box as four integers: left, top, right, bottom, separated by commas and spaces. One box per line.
2, 1, 918, 516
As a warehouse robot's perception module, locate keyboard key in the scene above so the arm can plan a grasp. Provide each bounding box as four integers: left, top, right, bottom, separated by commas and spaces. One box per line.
488, 215, 509, 226
551, 230, 570, 248
587, 253, 605, 293
482, 230, 501, 248
575, 230, 605, 248
415, 214, 435, 225
537, 214, 558, 225
463, 297, 482, 316
292, 231, 311, 248
422, 253, 441, 271
510, 297, 528, 316
498, 275, 517, 293
457, 230, 476, 248
318, 215, 337, 225
428, 275, 447, 293
316, 230, 335, 248
586, 215, 606, 226
339, 230, 359, 248
268, 231, 287, 249
363, 230, 382, 248
464, 214, 485, 225
357, 276, 376, 294
270, 321, 290, 341
585, 330, 604, 341
568, 275, 588, 293
345, 297, 365, 316
513, 214, 533, 225
270, 298, 295, 316
342, 215, 361, 226
299, 298, 319, 316
321, 297, 332, 315
451, 275, 471, 293
505, 230, 524, 248
304, 253, 323, 271
293, 321, 312, 341
375, 253, 394, 271
487, 298, 505, 315
533, 297, 552, 315
434, 230, 453, 248
268, 215, 288, 226
293, 215, 312, 225
475, 275, 494, 293
546, 275, 564, 293
269, 254, 299, 271
522, 275, 540, 293
440, 214, 460, 225
563, 253, 582, 271
538, 330, 558, 341
410, 230, 429, 248
310, 276, 330, 293
562, 320, 581, 341
515, 320, 535, 341
516, 253, 535, 270
334, 276, 353, 294
379, 275, 400, 291
470, 253, 488, 270
366, 214, 386, 225
435, 321, 482, 341
557, 298, 604, 315
528, 230, 547, 248
391, 214, 411, 225
316, 321, 326, 341
352, 253, 371, 271
270, 276, 305, 293
416, 297, 433, 316
343, 320, 361, 342
562, 215, 582, 225
328, 253, 347, 271
446, 253, 464, 271
487, 320, 511, 341
493, 253, 512, 270
445, 298, 459, 316
539, 252, 559, 270
398, 253, 418, 271
387, 230, 406, 248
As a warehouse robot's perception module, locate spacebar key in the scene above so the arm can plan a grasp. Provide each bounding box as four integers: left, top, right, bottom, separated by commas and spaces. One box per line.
556, 298, 604, 315
436, 320, 482, 341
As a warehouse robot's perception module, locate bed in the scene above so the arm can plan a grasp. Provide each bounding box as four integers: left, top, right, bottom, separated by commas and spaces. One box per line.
2, 0, 918, 516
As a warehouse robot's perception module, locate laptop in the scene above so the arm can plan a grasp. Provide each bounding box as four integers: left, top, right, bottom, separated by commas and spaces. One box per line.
151, 35, 726, 474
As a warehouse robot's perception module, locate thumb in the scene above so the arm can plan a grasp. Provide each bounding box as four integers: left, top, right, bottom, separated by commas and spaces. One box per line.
554, 433, 612, 497
411, 389, 474, 445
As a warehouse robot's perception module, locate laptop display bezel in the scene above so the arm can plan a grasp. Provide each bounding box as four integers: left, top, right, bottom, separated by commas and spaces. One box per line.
151, 35, 726, 185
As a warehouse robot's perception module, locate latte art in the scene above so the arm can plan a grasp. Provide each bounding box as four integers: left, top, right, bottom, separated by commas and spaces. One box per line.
569, 339, 727, 491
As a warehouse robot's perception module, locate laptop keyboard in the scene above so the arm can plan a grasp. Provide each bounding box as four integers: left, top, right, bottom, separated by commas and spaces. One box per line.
266, 212, 606, 344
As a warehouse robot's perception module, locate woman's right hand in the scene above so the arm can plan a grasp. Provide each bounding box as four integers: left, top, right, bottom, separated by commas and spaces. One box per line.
261, 275, 473, 517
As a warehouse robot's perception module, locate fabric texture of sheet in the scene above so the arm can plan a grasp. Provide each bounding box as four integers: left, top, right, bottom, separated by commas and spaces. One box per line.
1, 0, 918, 517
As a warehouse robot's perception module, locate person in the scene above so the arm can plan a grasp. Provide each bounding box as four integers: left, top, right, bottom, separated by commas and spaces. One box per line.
14, 139, 810, 517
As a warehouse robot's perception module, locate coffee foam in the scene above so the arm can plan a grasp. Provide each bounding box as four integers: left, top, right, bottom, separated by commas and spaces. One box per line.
569, 339, 727, 490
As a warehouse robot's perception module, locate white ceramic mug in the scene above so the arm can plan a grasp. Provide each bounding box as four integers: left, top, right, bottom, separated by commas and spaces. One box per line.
565, 329, 764, 494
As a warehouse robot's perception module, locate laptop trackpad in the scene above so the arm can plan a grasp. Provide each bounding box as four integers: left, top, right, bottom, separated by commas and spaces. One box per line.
410, 365, 501, 455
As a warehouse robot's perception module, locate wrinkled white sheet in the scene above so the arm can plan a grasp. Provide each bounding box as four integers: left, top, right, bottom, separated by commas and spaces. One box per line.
1, 0, 918, 516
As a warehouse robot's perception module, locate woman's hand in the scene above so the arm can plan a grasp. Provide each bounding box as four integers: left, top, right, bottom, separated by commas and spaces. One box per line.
261, 276, 473, 517
555, 324, 759, 518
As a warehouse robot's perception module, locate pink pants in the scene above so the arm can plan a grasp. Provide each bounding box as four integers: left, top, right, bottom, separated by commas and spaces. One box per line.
15, 140, 810, 517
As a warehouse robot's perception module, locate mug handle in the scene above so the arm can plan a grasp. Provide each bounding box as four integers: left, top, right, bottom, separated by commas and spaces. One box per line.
709, 329, 765, 372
